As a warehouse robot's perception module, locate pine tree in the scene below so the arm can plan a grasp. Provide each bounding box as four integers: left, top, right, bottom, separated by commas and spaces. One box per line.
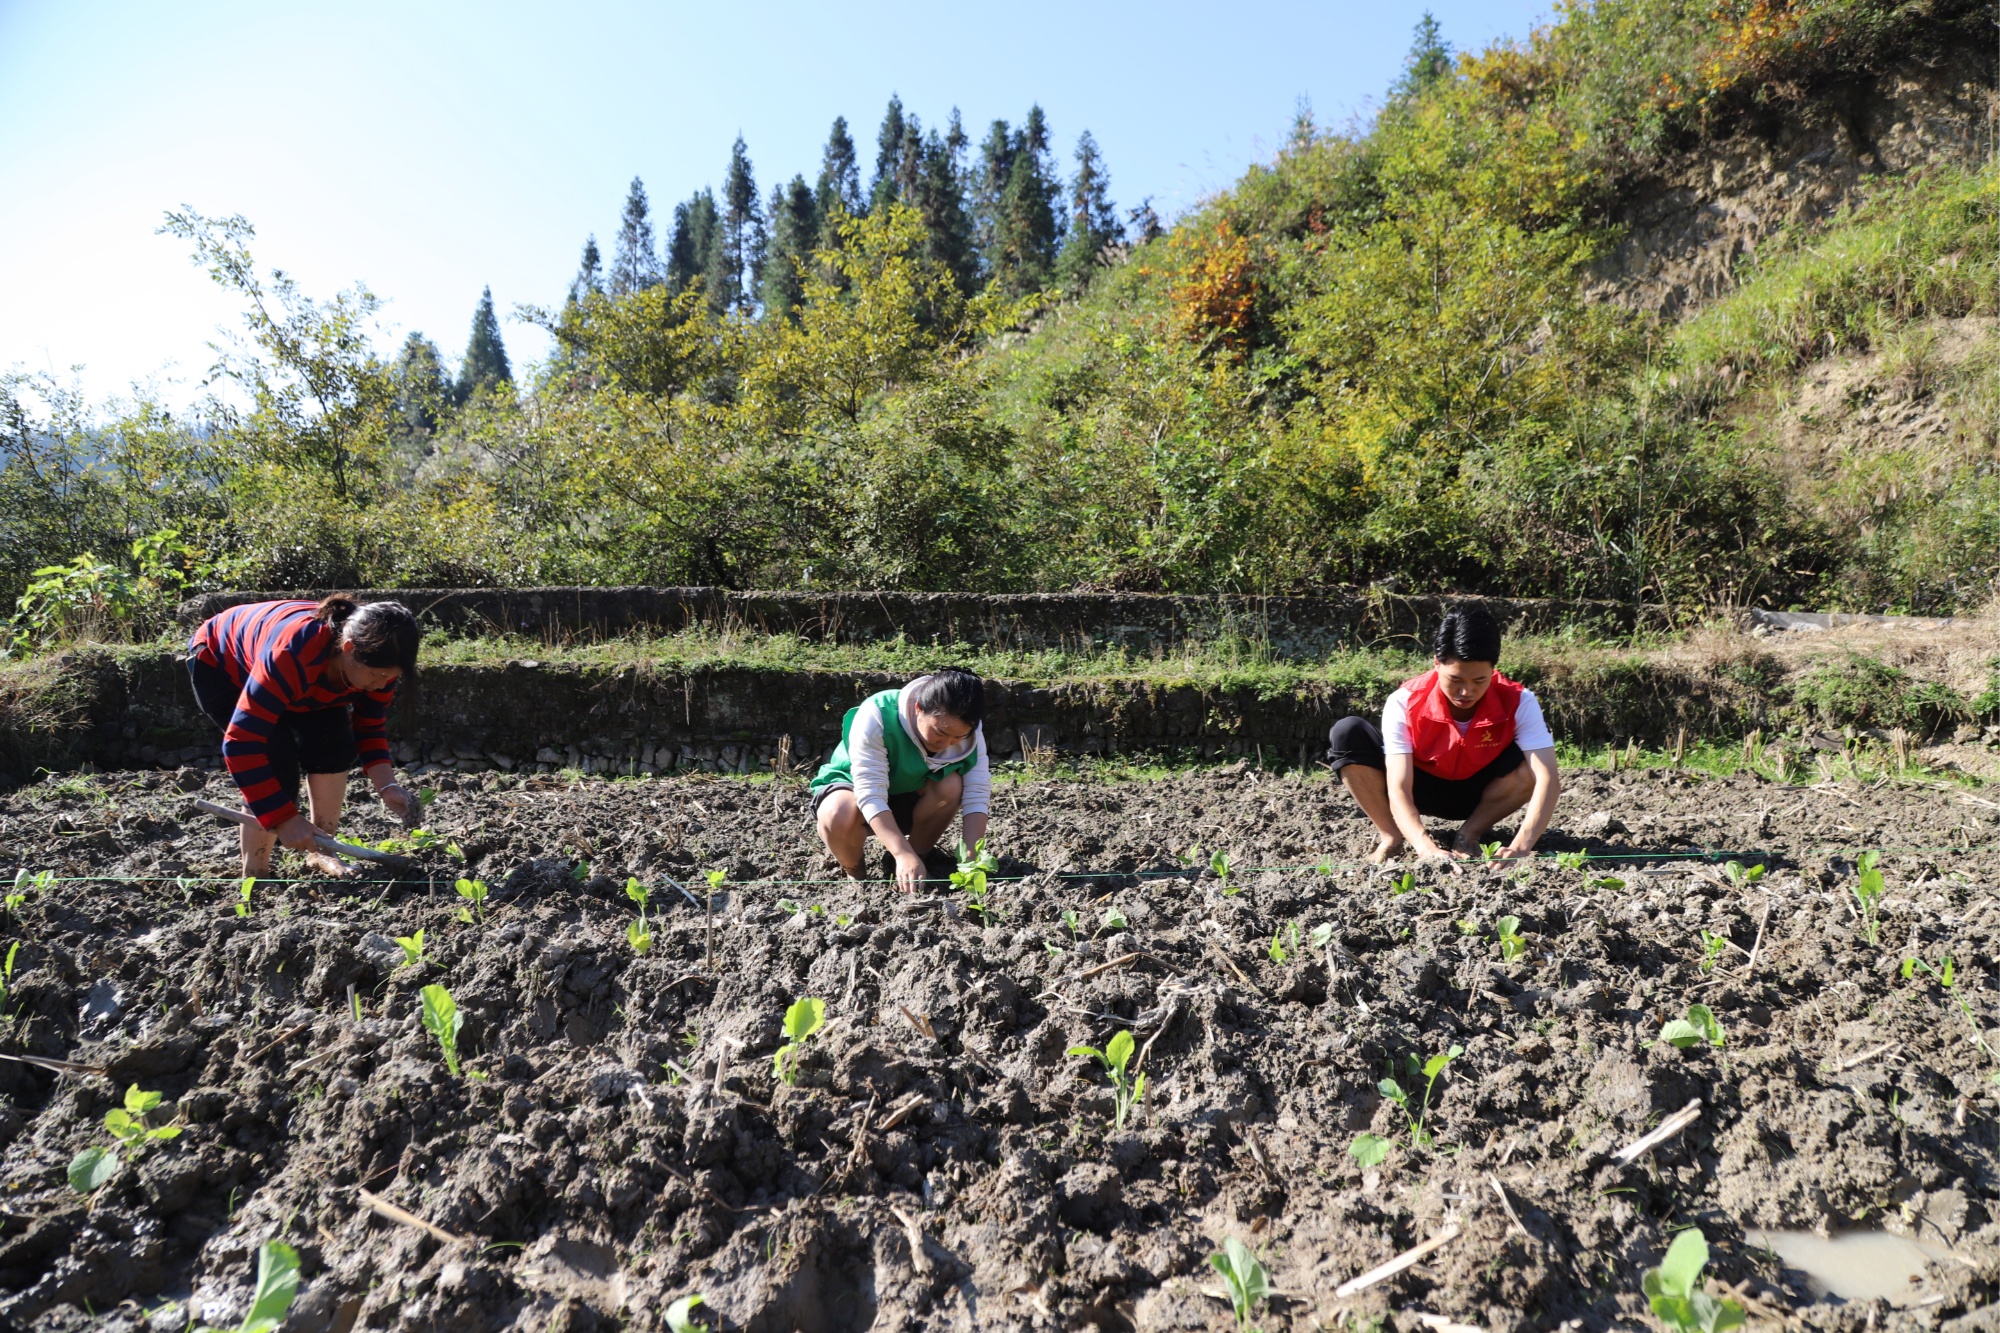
973, 118, 1015, 276
1390, 12, 1453, 102
1055, 130, 1124, 291
567, 235, 603, 306
707, 135, 765, 315
666, 189, 719, 295
817, 116, 864, 223
389, 332, 451, 433
760, 175, 820, 319
977, 106, 1063, 297
909, 114, 977, 295
456, 287, 511, 402
870, 95, 907, 211
1127, 198, 1164, 245
609, 177, 662, 294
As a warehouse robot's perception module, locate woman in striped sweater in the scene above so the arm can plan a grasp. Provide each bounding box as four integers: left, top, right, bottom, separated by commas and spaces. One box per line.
187, 596, 420, 878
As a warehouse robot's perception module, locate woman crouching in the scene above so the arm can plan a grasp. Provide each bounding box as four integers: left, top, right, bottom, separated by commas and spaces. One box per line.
811, 668, 990, 891
188, 595, 420, 878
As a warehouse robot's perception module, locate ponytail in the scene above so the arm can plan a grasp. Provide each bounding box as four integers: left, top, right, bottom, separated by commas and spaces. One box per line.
319, 596, 421, 684
314, 595, 360, 628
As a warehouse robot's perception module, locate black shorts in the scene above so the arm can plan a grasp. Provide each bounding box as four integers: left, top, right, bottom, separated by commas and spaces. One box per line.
188, 656, 358, 807
1327, 715, 1525, 822
811, 783, 919, 834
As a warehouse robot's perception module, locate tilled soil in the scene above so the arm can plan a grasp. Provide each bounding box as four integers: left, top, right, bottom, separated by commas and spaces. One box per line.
2, 761, 2000, 1331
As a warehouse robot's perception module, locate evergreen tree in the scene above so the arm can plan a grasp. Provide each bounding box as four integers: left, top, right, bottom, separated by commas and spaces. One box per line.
870, 95, 907, 211
1055, 130, 1124, 291
909, 113, 977, 295
817, 116, 864, 223
977, 106, 1063, 297
389, 332, 451, 433
973, 118, 1015, 276
1127, 198, 1164, 245
708, 135, 765, 315
760, 175, 820, 319
666, 189, 719, 295
609, 177, 662, 294
566, 235, 603, 306
456, 287, 511, 402
1390, 12, 1453, 102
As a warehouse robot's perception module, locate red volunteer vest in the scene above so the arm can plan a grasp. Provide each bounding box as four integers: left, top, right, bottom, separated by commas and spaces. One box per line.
1402, 669, 1522, 781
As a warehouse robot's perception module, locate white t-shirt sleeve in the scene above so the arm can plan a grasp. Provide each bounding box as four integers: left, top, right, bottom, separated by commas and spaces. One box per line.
1380, 687, 1415, 756
1514, 688, 1554, 752
848, 706, 893, 821
959, 727, 991, 816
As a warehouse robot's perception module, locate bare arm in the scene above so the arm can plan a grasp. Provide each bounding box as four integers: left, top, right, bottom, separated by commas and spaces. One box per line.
869, 811, 926, 890
960, 811, 989, 851
1384, 752, 1452, 859
1507, 749, 1561, 857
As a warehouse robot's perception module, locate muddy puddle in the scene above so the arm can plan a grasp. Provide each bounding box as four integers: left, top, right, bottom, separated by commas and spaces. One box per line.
1, 761, 1998, 1330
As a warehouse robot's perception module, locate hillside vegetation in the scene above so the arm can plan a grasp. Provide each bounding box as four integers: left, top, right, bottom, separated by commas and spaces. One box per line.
3, 0, 1997, 653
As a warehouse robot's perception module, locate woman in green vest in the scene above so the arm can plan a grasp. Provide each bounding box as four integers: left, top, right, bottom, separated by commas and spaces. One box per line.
812, 668, 990, 889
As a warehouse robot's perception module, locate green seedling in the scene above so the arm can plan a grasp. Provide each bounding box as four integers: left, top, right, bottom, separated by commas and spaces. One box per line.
405, 828, 438, 852
665, 1294, 710, 1333
1308, 922, 1335, 951
626, 878, 653, 955
1587, 874, 1627, 891
571, 861, 590, 882
1062, 909, 1082, 939
1389, 871, 1418, 896
393, 929, 427, 968
956, 837, 1000, 877
1722, 859, 1764, 887
776, 897, 805, 915
1495, 915, 1527, 962
5, 868, 47, 921
706, 869, 727, 893
0, 941, 19, 1019
1103, 905, 1129, 933
1851, 851, 1886, 945
1349, 1132, 1391, 1168
67, 1145, 119, 1194
1378, 1044, 1462, 1147
1902, 955, 2000, 1071
1069, 1028, 1146, 1131
773, 997, 826, 1086
446, 841, 465, 862
1044, 940, 1065, 957
420, 983, 464, 1077
1456, 919, 1482, 938
104, 1084, 182, 1151
1660, 1003, 1724, 1051
455, 877, 488, 925
833, 912, 851, 927
1642, 1228, 1745, 1333
1479, 841, 1503, 863
416, 786, 439, 809
1698, 930, 1728, 973
950, 846, 1001, 922
196, 1240, 301, 1333
1554, 850, 1588, 871
1211, 849, 1238, 895
235, 877, 254, 917
1207, 1237, 1270, 1333
1267, 930, 1287, 964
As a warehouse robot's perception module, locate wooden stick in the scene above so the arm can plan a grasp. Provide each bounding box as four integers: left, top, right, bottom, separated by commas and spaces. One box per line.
1079, 951, 1142, 980
0, 1050, 107, 1076
192, 800, 412, 868
1487, 1175, 1536, 1246
1826, 1041, 1899, 1073
878, 1091, 930, 1131
245, 1022, 311, 1064
356, 1188, 467, 1244
890, 1205, 934, 1273
1334, 1223, 1463, 1297
1744, 896, 1773, 975
1205, 939, 1258, 991
1614, 1098, 1703, 1165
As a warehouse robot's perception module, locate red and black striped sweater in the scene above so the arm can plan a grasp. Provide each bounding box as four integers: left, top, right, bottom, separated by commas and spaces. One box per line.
190, 600, 397, 829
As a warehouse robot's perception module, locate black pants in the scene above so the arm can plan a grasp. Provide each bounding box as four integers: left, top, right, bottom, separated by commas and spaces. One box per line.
811, 784, 919, 833
188, 657, 357, 812
1328, 715, 1525, 821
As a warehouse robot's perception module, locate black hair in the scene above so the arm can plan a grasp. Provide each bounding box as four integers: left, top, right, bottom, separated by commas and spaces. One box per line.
315, 595, 421, 680
1433, 604, 1502, 666
909, 667, 984, 726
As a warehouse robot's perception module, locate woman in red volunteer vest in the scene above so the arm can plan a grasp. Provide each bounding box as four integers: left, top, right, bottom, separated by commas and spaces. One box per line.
1327, 606, 1560, 863
188, 596, 420, 879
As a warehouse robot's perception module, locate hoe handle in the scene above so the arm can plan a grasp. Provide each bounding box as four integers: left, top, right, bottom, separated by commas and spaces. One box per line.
191, 799, 413, 869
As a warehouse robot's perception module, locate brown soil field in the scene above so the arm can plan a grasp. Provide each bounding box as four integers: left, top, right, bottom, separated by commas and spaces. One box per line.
2, 762, 1999, 1332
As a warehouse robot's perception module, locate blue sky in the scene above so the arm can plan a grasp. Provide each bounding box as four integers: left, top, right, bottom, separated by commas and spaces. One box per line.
0, 0, 1554, 406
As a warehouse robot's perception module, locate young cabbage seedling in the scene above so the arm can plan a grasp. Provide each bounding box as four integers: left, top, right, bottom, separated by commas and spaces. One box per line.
1479, 841, 1503, 863
1389, 871, 1419, 896
195, 1239, 301, 1333
1494, 916, 1527, 962
1211, 849, 1238, 895
1697, 930, 1728, 973
1722, 859, 1764, 887
626, 878, 653, 955
1062, 909, 1082, 940
1069, 1029, 1146, 1131
1378, 1045, 1462, 1147
1267, 930, 1287, 964
0, 941, 19, 1019
1207, 1237, 1270, 1332
1554, 850, 1588, 871
665, 1294, 710, 1333
950, 844, 1001, 921
420, 983, 465, 1077
1902, 955, 2000, 1069
404, 828, 438, 852
1587, 874, 1627, 891
1102, 905, 1129, 933
235, 877, 254, 918
104, 1085, 182, 1152
1349, 1132, 1391, 1167
773, 997, 826, 1086
455, 877, 488, 925
68, 1144, 119, 1194
1660, 1003, 1725, 1051
446, 841, 466, 862
393, 929, 427, 968
1642, 1228, 1745, 1333
1851, 851, 1886, 945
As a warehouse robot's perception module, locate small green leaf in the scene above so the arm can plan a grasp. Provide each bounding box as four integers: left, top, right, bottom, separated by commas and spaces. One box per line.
1687, 1004, 1724, 1047
1378, 1077, 1405, 1102
1656, 1227, 1709, 1301
104, 1108, 139, 1141
67, 1145, 118, 1193
1106, 1029, 1136, 1073
1659, 1018, 1702, 1048
625, 877, 648, 905
1349, 1133, 1391, 1167
783, 997, 825, 1044
124, 1085, 162, 1115
241, 1240, 302, 1333
665, 1294, 709, 1333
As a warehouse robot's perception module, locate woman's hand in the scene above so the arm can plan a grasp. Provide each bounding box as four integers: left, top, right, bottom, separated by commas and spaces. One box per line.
894, 850, 927, 893
377, 783, 415, 823
274, 815, 320, 852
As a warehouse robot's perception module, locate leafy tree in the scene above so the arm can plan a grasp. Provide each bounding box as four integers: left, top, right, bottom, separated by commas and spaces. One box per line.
1391, 12, 1454, 103
666, 189, 719, 296
610, 177, 662, 294
761, 175, 821, 320
870, 96, 907, 212
708, 136, 766, 316
457, 287, 512, 401
817, 116, 864, 223
567, 235, 603, 305
1056, 130, 1124, 291
1128, 198, 1164, 244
